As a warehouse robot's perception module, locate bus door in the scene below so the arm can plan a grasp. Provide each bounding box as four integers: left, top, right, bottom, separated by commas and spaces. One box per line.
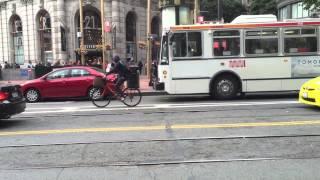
156, 34, 170, 91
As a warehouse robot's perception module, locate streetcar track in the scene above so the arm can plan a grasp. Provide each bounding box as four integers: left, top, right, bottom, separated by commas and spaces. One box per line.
1, 156, 319, 171
0, 134, 319, 149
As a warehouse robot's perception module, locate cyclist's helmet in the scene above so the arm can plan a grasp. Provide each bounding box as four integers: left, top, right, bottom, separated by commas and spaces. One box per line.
112, 55, 120, 63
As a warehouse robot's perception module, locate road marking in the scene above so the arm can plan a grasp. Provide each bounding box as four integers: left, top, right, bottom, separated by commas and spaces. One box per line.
0, 120, 319, 137
23, 100, 299, 114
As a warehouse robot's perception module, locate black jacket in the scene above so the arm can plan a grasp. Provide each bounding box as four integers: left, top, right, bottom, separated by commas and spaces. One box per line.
107, 62, 130, 78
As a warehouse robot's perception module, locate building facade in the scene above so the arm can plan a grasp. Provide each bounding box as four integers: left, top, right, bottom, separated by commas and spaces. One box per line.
277, 0, 319, 20
0, 0, 160, 67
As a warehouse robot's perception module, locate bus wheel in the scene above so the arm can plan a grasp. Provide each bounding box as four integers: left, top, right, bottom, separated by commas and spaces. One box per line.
213, 75, 239, 100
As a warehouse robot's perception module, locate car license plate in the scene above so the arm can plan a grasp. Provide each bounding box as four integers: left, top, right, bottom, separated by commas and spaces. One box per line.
11, 92, 18, 98
302, 92, 308, 98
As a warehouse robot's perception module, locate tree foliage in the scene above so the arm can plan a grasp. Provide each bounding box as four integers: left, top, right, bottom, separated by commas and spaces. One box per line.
303, 0, 320, 11
200, 0, 247, 23
249, 0, 277, 15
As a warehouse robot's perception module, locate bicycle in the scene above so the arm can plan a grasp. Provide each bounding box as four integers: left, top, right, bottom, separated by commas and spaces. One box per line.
91, 76, 142, 108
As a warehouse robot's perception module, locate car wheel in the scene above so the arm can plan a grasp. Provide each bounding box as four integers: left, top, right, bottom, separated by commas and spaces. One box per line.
87, 87, 96, 99
25, 89, 41, 102
213, 75, 239, 100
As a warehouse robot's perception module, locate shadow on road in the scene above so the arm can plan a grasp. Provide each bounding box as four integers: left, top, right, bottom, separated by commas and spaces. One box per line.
0, 119, 29, 130
158, 92, 299, 103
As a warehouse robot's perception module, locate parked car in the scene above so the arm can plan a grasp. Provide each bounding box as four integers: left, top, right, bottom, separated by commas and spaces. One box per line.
0, 84, 26, 119
299, 77, 320, 107
21, 66, 116, 102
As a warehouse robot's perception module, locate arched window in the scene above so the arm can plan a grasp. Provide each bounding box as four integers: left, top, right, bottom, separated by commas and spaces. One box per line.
151, 16, 160, 38
151, 16, 160, 60
75, 7, 102, 64
126, 11, 137, 61
37, 10, 52, 64
76, 7, 101, 49
10, 15, 24, 65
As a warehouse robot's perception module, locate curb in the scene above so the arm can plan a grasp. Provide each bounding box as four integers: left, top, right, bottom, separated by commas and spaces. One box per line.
141, 91, 167, 96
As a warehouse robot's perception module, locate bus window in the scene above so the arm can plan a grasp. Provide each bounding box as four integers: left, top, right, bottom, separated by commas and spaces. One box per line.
187, 32, 202, 57
213, 30, 240, 57
245, 29, 279, 56
160, 35, 169, 65
284, 28, 317, 54
172, 33, 187, 57
171, 32, 202, 57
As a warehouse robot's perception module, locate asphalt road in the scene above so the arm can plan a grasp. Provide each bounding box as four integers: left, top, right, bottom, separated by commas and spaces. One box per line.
0, 94, 320, 180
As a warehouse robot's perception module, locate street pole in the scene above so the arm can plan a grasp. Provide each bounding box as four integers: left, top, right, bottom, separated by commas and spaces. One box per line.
217, 0, 220, 21
217, 0, 223, 22
79, 0, 85, 65
147, 0, 152, 81
100, 0, 106, 71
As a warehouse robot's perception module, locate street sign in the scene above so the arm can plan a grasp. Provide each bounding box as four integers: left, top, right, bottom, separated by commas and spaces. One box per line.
77, 32, 82, 38
104, 21, 111, 33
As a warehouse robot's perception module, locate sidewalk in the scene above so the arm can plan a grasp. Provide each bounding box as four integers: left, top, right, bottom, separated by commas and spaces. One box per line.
138, 76, 166, 96
0, 75, 166, 96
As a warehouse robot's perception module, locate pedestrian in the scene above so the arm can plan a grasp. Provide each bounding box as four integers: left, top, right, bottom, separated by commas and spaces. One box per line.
4, 61, 9, 69
53, 59, 61, 66
27, 60, 33, 68
138, 60, 143, 75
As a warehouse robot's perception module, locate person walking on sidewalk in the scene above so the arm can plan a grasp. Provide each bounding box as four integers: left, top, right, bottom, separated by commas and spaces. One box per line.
138, 60, 143, 75
105, 55, 131, 98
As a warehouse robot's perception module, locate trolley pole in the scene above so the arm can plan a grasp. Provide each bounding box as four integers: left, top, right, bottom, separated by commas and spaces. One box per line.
100, 0, 106, 71
79, 0, 85, 65
147, 0, 152, 80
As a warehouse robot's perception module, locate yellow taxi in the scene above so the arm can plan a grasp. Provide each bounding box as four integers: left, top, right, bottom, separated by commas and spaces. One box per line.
299, 77, 320, 107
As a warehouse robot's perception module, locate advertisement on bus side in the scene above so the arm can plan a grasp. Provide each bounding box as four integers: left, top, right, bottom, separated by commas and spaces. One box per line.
291, 56, 320, 77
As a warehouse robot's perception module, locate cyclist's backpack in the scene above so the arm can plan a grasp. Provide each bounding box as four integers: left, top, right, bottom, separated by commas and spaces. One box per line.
118, 61, 131, 77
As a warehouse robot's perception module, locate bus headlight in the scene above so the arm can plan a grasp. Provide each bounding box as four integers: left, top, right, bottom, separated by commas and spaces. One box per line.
163, 70, 167, 79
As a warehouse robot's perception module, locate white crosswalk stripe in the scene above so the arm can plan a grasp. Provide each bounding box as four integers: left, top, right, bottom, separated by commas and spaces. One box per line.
22, 100, 299, 115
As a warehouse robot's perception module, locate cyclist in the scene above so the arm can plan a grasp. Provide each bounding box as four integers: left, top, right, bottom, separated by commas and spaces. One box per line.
106, 55, 131, 99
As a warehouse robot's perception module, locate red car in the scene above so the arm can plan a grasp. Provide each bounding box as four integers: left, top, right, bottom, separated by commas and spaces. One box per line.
21, 66, 116, 102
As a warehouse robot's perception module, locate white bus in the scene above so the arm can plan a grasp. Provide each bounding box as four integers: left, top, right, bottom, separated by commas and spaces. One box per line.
156, 18, 320, 99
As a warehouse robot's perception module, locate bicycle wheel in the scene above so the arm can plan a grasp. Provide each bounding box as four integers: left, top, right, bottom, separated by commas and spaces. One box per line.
91, 88, 111, 108
122, 88, 142, 107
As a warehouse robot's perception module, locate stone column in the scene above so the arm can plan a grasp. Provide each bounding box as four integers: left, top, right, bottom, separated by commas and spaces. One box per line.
111, 0, 124, 57
56, 0, 67, 63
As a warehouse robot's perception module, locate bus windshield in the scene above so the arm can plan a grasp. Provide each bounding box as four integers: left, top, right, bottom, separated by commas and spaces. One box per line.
160, 35, 169, 65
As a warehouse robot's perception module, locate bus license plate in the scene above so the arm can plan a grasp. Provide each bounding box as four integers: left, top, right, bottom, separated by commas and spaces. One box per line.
302, 92, 308, 98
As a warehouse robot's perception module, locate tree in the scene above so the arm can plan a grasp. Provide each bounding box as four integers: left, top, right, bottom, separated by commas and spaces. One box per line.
249, 0, 277, 15
200, 0, 247, 23
303, 0, 320, 11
